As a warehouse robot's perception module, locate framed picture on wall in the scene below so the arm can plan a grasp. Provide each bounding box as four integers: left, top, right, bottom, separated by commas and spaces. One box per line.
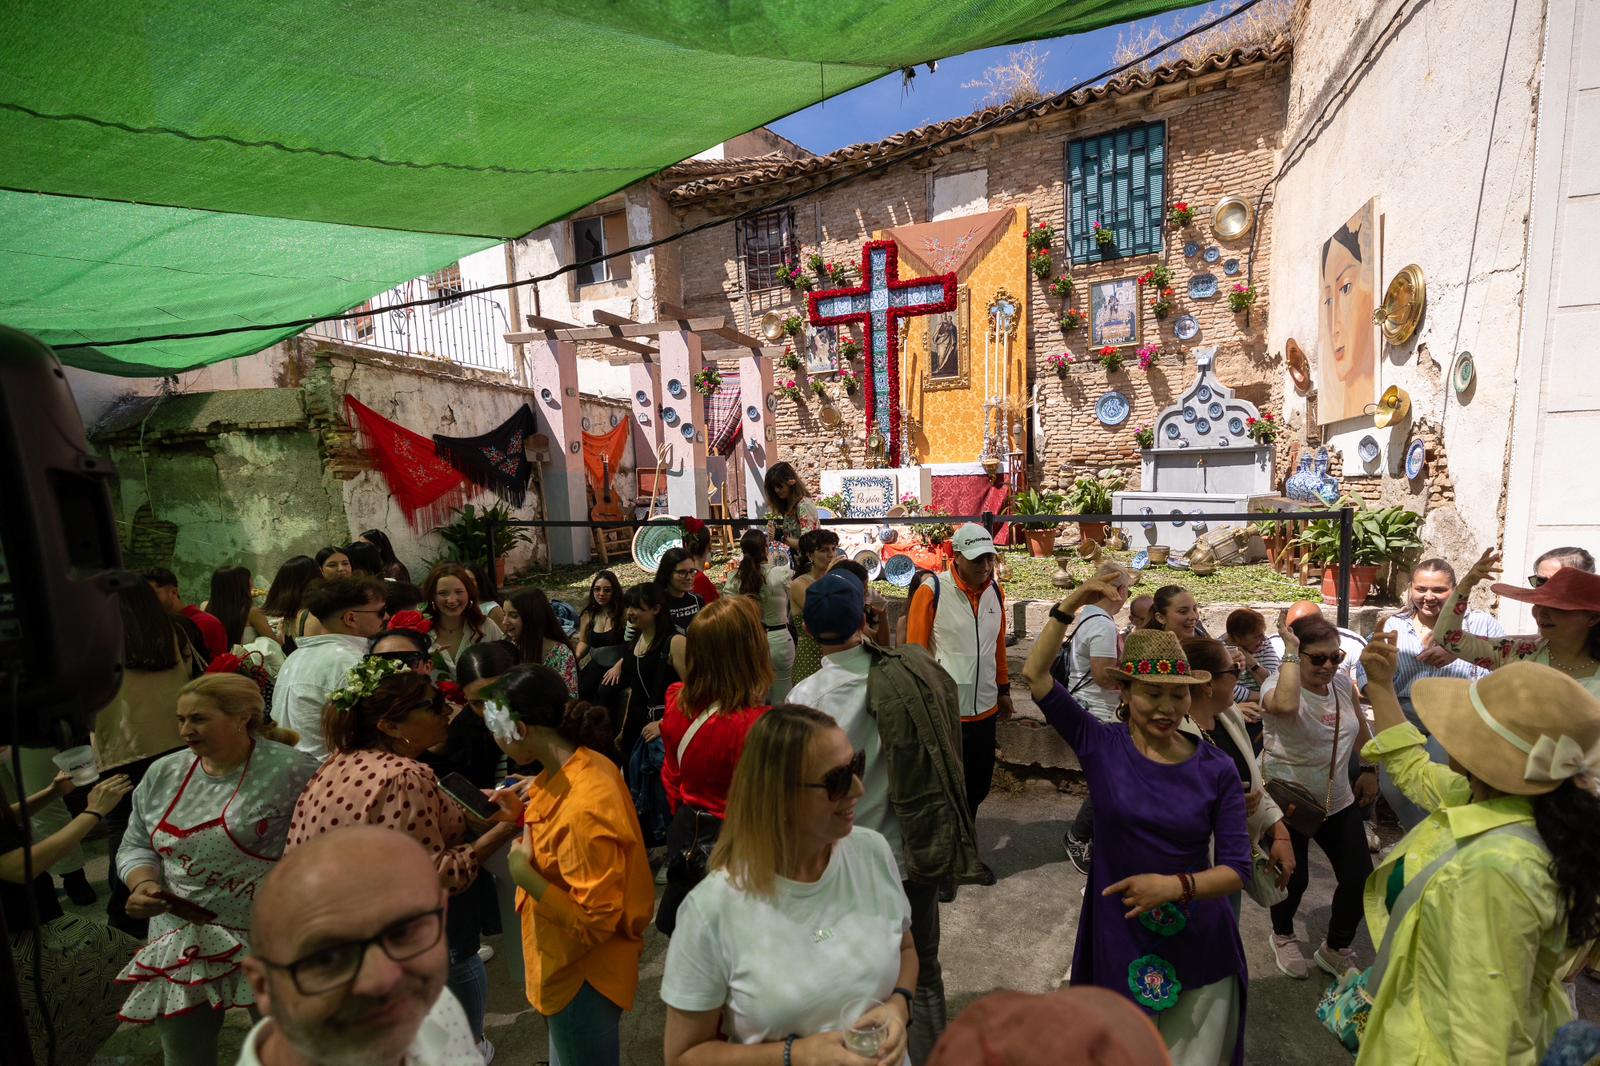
923, 287, 971, 392
1089, 276, 1141, 349
805, 324, 838, 376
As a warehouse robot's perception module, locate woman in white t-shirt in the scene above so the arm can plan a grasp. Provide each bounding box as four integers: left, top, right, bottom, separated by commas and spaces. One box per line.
1260, 613, 1377, 982
662, 704, 916, 1066
724, 529, 796, 703
1060, 563, 1133, 874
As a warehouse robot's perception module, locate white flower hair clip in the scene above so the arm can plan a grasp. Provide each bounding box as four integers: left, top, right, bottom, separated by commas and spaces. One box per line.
483, 699, 520, 746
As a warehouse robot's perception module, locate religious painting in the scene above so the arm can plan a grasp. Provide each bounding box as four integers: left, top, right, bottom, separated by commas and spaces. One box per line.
1316, 199, 1378, 423
922, 288, 970, 392
805, 324, 837, 377
1090, 277, 1140, 349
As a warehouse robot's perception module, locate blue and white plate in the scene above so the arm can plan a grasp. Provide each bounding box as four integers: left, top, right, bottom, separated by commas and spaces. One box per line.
1203, 246, 1221, 263
1208, 401, 1224, 418
815, 506, 835, 522
1228, 416, 1246, 435
540, 387, 554, 404
1174, 314, 1200, 340
1170, 509, 1187, 528
662, 408, 680, 426
1096, 390, 1131, 427
880, 526, 898, 545
1223, 258, 1241, 277
1182, 406, 1198, 423
1405, 438, 1427, 479
635, 390, 651, 407
1196, 418, 1211, 434
1189, 274, 1219, 299
1184, 241, 1200, 258
680, 423, 696, 440
1316, 476, 1341, 505
1357, 434, 1381, 465
631, 519, 685, 574
884, 554, 917, 587
1131, 549, 1150, 570
1165, 422, 1182, 440
667, 378, 686, 399
746, 404, 761, 422
1197, 385, 1213, 401
854, 551, 884, 582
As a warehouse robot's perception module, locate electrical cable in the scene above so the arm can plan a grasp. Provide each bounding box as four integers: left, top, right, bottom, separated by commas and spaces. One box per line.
58, 0, 1270, 351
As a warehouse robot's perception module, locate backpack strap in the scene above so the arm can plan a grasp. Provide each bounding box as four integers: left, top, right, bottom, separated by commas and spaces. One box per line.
676, 702, 720, 764
1368, 821, 1546, 993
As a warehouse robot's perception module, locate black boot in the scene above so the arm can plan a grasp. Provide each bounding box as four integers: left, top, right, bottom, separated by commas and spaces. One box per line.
61, 869, 97, 906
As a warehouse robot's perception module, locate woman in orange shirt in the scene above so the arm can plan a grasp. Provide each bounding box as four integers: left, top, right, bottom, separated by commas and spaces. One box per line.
490, 663, 654, 1066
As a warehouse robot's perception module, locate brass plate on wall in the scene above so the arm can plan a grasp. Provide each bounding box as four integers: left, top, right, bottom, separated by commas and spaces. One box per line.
1212, 196, 1255, 240
1375, 264, 1425, 345
1285, 338, 1312, 394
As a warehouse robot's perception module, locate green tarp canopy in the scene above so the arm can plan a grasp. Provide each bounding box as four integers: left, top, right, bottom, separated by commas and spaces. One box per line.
1, 0, 1200, 375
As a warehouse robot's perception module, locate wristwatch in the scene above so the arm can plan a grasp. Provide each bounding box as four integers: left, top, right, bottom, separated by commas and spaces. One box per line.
1049, 605, 1076, 625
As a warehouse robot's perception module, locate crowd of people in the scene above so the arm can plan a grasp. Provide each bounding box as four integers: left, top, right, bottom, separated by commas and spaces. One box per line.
3, 503, 1600, 1066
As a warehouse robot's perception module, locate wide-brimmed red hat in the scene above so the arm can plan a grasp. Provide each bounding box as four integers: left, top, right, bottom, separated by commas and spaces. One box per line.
1491, 567, 1600, 613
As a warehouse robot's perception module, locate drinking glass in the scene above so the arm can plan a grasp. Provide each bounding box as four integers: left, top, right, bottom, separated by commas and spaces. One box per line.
840, 997, 887, 1058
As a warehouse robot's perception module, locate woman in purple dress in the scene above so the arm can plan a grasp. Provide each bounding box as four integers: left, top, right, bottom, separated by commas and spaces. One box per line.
1024, 581, 1252, 1066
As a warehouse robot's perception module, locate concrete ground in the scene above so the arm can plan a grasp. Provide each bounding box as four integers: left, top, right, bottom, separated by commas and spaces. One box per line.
79, 782, 1599, 1065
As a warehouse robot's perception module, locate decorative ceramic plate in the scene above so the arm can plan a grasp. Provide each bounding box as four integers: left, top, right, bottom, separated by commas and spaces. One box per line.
667, 378, 686, 399
1169, 556, 1192, 571
581, 416, 591, 431
854, 551, 884, 582
1358, 435, 1381, 465
680, 423, 696, 440
1131, 549, 1150, 570
1174, 314, 1200, 340
1096, 391, 1131, 426
1203, 246, 1221, 263
631, 518, 685, 574
1316, 477, 1341, 505
1223, 259, 1241, 277
539, 387, 554, 404
610, 411, 621, 426
765, 393, 776, 412
1405, 438, 1427, 479
1165, 422, 1182, 440
1182, 406, 1198, 423
880, 526, 898, 545
1189, 274, 1219, 299
662, 408, 680, 426
1452, 351, 1475, 395
635, 390, 650, 407
1228, 416, 1246, 435
1212, 196, 1255, 239
883, 553, 917, 587
1170, 509, 1187, 528
746, 405, 761, 422
815, 506, 835, 522
1184, 242, 1200, 258
1208, 402, 1224, 418
1196, 418, 1211, 434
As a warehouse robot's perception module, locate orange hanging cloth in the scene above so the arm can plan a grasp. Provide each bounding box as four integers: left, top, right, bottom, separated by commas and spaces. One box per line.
582, 418, 631, 510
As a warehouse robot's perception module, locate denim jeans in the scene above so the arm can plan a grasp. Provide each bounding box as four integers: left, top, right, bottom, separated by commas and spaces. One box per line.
548, 981, 623, 1066
446, 903, 487, 1043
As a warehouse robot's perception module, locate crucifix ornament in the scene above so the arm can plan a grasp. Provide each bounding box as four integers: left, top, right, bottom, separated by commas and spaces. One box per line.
807, 240, 956, 467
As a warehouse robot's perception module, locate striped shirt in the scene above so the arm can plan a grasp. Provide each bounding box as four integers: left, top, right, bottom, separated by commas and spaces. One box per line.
1383, 608, 1505, 705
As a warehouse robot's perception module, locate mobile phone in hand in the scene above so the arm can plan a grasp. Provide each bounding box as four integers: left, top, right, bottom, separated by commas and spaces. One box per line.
438, 772, 499, 822
154, 890, 218, 924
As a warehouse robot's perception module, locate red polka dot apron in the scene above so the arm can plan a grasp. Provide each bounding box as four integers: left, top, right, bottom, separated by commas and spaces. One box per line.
117, 750, 275, 1021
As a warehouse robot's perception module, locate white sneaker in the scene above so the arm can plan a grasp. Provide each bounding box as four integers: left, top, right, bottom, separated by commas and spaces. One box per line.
478, 1040, 495, 1065
476, 943, 495, 964
1315, 940, 1358, 977
1271, 934, 1310, 979
655, 863, 670, 886
1365, 823, 1380, 853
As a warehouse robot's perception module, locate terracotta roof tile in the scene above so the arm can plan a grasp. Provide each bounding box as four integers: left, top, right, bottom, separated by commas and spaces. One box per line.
663, 40, 1291, 204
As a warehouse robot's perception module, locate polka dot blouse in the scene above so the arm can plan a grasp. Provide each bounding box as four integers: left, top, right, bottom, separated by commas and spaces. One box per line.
287, 748, 479, 894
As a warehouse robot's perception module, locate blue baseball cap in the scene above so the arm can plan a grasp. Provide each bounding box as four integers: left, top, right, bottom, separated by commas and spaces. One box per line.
803, 571, 866, 644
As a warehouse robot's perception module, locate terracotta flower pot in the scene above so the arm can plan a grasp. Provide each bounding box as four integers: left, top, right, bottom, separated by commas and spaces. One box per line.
1321, 564, 1379, 607
1147, 545, 1171, 565
1078, 521, 1109, 545
1024, 529, 1058, 558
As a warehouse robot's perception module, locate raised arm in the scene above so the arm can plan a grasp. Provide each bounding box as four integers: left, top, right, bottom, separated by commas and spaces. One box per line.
1022, 580, 1122, 702
1263, 610, 1304, 715
1431, 549, 1527, 669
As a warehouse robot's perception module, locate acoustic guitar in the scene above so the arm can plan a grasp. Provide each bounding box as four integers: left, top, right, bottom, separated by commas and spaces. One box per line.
591, 454, 627, 526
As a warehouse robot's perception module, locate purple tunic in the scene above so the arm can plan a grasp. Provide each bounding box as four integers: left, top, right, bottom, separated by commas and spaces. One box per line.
1039, 682, 1251, 1062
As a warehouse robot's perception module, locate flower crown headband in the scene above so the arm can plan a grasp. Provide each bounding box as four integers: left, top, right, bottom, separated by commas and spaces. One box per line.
328, 656, 409, 715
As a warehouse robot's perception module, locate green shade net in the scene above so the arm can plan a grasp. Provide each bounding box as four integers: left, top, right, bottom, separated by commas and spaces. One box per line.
1, 0, 1201, 375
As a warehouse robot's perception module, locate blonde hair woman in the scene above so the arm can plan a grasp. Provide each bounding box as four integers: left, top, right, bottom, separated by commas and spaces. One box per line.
114, 673, 320, 1066
662, 704, 916, 1065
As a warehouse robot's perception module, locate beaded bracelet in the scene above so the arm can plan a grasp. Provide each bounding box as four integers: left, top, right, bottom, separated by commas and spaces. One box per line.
1177, 872, 1196, 912
783, 1034, 797, 1066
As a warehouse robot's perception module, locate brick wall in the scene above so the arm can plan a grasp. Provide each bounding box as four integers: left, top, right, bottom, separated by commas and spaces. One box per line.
666, 60, 1291, 492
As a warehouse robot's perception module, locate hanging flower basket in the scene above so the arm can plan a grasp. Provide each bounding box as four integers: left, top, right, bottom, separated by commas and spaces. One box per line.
776, 260, 813, 293
806, 252, 826, 274
810, 379, 830, 399
1168, 201, 1195, 228
1060, 308, 1087, 333
1150, 288, 1176, 319
1050, 275, 1075, 300
778, 378, 802, 401
1098, 346, 1125, 372
1030, 249, 1053, 280
1027, 221, 1055, 253
1245, 410, 1280, 445
783, 315, 805, 337
1228, 284, 1258, 313
1046, 351, 1075, 378
824, 261, 854, 285
1135, 344, 1160, 371
837, 366, 860, 393
692, 366, 723, 396
1139, 264, 1173, 290
838, 336, 862, 361
1133, 424, 1155, 448
778, 346, 802, 372
1092, 221, 1116, 249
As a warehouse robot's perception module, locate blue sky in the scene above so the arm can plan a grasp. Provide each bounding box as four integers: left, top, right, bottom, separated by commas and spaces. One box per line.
770, 13, 1193, 154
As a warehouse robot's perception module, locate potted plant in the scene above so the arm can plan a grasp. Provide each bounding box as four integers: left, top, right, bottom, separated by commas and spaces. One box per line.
1065, 472, 1126, 545
692, 366, 723, 396
1135, 344, 1159, 371
1298, 503, 1423, 607
1244, 410, 1280, 446
824, 261, 853, 285
810, 378, 830, 400
1097, 346, 1125, 372
430, 502, 533, 587
921, 509, 955, 552
1149, 287, 1176, 319
1092, 221, 1115, 249
1168, 201, 1195, 228
1010, 488, 1067, 557
1138, 265, 1173, 290
1030, 248, 1053, 280
1227, 283, 1257, 313
1060, 307, 1086, 333
838, 335, 862, 361
837, 365, 860, 393
1133, 424, 1155, 449
783, 315, 805, 338
1045, 350, 1075, 378
777, 378, 802, 401
778, 346, 802, 372
776, 260, 812, 293
1050, 274, 1074, 300
1027, 221, 1054, 252
806, 252, 826, 274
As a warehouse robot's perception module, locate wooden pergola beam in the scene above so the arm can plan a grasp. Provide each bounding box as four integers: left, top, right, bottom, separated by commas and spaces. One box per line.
506, 317, 724, 343
657, 301, 766, 349
512, 314, 659, 358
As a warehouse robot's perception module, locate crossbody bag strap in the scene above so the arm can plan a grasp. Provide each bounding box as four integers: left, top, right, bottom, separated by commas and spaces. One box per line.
1324, 681, 1345, 812
1368, 821, 1546, 992
676, 702, 720, 764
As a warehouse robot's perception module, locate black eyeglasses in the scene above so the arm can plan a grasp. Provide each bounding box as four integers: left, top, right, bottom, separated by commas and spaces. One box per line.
1214, 667, 1242, 678
371, 650, 430, 668
1304, 649, 1347, 667
805, 750, 866, 802
1527, 575, 1549, 588
257, 907, 444, 995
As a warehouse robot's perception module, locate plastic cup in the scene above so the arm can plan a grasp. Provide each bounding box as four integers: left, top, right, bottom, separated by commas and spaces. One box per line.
51, 745, 99, 786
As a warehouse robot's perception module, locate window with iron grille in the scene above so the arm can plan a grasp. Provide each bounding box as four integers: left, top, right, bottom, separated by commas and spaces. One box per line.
427, 263, 464, 305
1066, 122, 1166, 263
738, 208, 796, 292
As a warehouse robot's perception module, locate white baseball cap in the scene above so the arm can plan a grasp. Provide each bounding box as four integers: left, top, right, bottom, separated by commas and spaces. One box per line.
952, 523, 997, 560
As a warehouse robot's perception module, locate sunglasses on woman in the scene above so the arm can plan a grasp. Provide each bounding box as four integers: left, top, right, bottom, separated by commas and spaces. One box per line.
1303, 649, 1346, 667
805, 750, 866, 802
1527, 574, 1549, 588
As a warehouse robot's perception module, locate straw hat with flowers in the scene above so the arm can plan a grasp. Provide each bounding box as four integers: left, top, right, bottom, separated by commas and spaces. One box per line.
1108, 629, 1211, 686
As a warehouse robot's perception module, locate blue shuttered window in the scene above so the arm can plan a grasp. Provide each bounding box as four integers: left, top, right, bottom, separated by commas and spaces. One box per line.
1066, 122, 1166, 264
